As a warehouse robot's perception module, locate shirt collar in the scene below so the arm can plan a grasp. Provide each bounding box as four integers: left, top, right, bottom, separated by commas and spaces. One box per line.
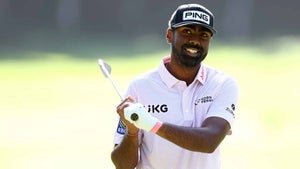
158, 57, 178, 88
196, 63, 206, 85
158, 57, 207, 88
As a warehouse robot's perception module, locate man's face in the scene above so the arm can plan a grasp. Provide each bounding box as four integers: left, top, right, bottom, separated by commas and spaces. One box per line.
167, 24, 212, 68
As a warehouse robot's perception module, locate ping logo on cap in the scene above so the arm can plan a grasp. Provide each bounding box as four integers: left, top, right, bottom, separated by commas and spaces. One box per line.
183, 10, 210, 24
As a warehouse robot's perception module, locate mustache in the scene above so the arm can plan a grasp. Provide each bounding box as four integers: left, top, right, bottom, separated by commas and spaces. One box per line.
182, 44, 203, 52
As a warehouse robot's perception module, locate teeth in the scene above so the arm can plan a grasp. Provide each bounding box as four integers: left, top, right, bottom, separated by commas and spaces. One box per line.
186, 48, 198, 54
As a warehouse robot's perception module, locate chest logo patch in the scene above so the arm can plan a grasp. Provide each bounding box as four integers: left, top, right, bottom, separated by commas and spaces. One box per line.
147, 104, 168, 113
195, 96, 213, 105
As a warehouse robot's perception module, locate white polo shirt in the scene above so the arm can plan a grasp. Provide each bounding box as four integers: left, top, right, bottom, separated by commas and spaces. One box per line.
113, 57, 239, 169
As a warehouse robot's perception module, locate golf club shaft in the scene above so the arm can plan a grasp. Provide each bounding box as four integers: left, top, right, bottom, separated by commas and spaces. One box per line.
105, 70, 139, 121
98, 59, 124, 101
106, 73, 125, 101
98, 59, 138, 121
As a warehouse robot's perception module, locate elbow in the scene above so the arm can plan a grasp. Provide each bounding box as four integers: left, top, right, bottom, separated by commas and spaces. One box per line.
187, 141, 219, 153
111, 150, 137, 169
111, 149, 124, 169
111, 146, 118, 167
110, 145, 123, 169
111, 154, 125, 169
111, 151, 120, 168
199, 139, 221, 153
202, 144, 218, 153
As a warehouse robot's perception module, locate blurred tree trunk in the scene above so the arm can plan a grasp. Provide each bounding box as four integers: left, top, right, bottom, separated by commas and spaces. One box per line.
221, 0, 254, 40
0, 0, 10, 40
117, 0, 148, 35
56, 0, 81, 33
0, 0, 9, 23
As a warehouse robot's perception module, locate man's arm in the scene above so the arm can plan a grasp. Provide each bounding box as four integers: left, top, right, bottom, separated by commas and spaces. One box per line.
111, 96, 140, 169
111, 132, 139, 169
123, 103, 231, 154
156, 117, 230, 153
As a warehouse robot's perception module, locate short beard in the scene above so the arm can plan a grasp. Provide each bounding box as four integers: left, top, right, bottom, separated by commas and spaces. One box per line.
171, 43, 207, 68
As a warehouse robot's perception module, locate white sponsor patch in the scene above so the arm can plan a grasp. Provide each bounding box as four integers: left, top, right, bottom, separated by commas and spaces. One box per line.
183, 10, 210, 24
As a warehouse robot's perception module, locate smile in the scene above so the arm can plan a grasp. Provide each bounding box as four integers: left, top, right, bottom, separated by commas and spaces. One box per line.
185, 48, 198, 54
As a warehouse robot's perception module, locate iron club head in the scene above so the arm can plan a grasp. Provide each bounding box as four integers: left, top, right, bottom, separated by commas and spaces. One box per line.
97, 59, 138, 121
98, 59, 111, 77
97, 59, 124, 101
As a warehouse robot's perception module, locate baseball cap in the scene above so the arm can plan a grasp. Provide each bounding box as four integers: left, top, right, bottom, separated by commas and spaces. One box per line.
168, 4, 216, 35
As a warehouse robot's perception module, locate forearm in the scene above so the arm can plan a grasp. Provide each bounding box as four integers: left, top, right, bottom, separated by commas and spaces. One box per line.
111, 134, 139, 169
156, 118, 230, 153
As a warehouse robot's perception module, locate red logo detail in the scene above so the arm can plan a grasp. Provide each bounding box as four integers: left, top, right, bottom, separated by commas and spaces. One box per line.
200, 66, 205, 81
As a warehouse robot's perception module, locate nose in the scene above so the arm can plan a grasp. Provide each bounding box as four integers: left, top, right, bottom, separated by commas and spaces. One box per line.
188, 36, 201, 46
189, 33, 202, 46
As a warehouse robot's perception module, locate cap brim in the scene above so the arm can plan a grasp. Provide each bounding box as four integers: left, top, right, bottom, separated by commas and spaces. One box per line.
172, 21, 216, 35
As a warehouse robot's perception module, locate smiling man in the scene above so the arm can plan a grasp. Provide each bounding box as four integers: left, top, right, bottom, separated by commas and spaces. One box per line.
111, 4, 239, 169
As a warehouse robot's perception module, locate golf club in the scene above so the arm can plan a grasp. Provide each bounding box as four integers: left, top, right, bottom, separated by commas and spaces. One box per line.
97, 59, 138, 121
98, 59, 124, 101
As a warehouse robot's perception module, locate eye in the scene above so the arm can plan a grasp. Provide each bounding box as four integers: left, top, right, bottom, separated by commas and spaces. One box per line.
200, 31, 212, 40
182, 28, 192, 35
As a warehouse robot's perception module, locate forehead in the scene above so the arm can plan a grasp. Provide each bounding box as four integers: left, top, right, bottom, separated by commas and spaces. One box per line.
177, 24, 211, 32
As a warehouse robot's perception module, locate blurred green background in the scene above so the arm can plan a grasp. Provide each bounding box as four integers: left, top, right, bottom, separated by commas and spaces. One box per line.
1, 0, 300, 169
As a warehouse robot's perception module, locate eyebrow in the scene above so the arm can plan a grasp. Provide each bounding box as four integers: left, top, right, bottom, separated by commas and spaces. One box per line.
184, 25, 212, 35
185, 25, 210, 32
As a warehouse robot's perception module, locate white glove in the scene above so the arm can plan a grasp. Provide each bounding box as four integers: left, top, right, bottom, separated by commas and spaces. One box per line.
124, 103, 161, 132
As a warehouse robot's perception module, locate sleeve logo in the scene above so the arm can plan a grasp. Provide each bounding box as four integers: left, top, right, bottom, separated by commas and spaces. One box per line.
225, 104, 236, 118
116, 119, 127, 135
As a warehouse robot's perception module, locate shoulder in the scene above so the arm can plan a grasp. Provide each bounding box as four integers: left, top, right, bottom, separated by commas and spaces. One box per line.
128, 68, 160, 87
204, 64, 237, 84
202, 64, 238, 94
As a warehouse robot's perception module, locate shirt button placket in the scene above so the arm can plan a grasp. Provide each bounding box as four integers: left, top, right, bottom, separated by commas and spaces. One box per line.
182, 86, 195, 123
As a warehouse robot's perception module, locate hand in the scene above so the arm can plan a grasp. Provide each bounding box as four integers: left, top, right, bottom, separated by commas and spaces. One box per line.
116, 96, 139, 135
124, 103, 160, 132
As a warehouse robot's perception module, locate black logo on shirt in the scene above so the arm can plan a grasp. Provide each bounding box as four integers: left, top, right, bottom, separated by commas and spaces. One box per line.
231, 104, 235, 111
226, 104, 236, 118
147, 104, 168, 113
116, 104, 169, 135
195, 96, 213, 105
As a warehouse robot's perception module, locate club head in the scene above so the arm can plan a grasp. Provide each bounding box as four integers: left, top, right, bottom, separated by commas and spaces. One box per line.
98, 59, 111, 78
97, 58, 125, 101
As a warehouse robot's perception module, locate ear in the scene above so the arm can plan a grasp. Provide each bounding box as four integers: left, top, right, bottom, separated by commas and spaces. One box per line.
166, 29, 172, 44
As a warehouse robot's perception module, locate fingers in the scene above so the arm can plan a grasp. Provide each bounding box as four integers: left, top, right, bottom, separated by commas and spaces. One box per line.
116, 96, 135, 124
115, 96, 141, 132
116, 95, 135, 108
127, 95, 135, 102
116, 98, 130, 108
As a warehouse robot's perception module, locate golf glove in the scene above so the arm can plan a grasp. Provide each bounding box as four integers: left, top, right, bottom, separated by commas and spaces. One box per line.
124, 103, 162, 132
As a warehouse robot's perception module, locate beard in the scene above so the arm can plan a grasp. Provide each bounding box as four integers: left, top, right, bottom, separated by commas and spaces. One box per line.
171, 43, 208, 68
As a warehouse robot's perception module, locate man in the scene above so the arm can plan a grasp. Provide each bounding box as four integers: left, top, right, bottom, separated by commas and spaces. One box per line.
111, 4, 239, 169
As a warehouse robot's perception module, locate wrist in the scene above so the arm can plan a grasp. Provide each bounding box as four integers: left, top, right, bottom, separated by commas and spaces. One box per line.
126, 129, 139, 137
150, 121, 163, 133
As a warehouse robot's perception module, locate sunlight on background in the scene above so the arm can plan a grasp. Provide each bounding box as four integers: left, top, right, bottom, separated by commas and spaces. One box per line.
1, 1, 300, 168
0, 40, 300, 169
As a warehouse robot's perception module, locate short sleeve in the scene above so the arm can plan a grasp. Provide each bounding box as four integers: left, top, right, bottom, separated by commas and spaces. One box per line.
206, 78, 239, 128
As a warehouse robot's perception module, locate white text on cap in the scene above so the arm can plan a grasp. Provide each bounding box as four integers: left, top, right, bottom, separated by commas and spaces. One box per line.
183, 10, 210, 24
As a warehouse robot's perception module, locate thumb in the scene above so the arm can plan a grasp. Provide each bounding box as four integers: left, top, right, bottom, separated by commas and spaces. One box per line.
127, 95, 135, 102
